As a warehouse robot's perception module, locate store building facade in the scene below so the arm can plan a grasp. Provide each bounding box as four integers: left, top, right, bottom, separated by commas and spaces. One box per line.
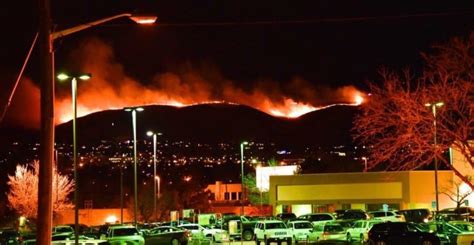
269, 170, 458, 216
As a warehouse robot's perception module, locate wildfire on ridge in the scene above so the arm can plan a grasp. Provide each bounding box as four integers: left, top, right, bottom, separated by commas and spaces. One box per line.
56, 92, 365, 124
51, 37, 366, 124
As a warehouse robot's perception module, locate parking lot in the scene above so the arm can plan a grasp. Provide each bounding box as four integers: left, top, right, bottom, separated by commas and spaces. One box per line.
211, 240, 364, 245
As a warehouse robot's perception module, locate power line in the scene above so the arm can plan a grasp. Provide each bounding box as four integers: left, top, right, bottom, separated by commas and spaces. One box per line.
100, 10, 474, 28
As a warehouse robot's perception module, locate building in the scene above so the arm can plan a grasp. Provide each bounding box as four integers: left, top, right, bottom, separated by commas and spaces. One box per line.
205, 181, 242, 202
269, 170, 461, 216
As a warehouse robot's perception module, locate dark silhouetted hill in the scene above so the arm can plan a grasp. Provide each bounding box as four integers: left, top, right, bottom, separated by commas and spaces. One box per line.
53, 103, 358, 146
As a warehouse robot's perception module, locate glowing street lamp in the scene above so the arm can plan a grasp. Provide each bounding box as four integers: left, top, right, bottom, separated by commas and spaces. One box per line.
124, 107, 144, 227
425, 101, 444, 212
147, 130, 162, 220
240, 141, 249, 215
56, 72, 91, 242
361, 157, 368, 172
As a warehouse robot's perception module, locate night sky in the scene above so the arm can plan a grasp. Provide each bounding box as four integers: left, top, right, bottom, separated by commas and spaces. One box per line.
0, 0, 473, 126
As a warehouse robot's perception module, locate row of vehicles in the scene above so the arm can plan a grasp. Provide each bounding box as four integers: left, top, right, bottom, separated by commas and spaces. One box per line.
260, 208, 474, 244
2, 207, 472, 245
1, 221, 229, 245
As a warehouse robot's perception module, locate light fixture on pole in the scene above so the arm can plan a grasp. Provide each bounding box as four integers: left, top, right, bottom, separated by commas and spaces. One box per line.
361, 157, 368, 172
38, 10, 156, 245
147, 131, 162, 220
425, 101, 444, 212
240, 141, 249, 215
56, 72, 91, 245
124, 107, 144, 227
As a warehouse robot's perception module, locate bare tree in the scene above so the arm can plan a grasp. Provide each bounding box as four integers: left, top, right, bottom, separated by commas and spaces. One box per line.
353, 34, 473, 187
441, 176, 473, 208
7, 160, 74, 219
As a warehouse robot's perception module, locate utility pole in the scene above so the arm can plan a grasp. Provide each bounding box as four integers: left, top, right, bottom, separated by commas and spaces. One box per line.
38, 0, 54, 245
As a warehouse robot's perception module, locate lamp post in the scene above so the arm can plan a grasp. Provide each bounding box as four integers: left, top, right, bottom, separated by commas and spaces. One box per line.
425, 101, 444, 212
240, 141, 248, 215
124, 107, 144, 227
155, 176, 160, 200
362, 157, 368, 172
147, 131, 162, 220
120, 159, 124, 224
37, 8, 156, 245
56, 73, 91, 244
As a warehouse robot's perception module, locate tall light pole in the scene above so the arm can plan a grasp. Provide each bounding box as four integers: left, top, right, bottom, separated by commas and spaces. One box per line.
425, 101, 444, 212
362, 157, 368, 172
240, 141, 248, 215
120, 159, 124, 224
125, 107, 144, 227
57, 73, 91, 245
155, 176, 160, 200
37, 11, 156, 245
147, 131, 162, 220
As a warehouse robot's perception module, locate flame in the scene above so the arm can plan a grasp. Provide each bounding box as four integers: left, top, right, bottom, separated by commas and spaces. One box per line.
267, 99, 318, 118
48, 38, 366, 124
354, 94, 364, 105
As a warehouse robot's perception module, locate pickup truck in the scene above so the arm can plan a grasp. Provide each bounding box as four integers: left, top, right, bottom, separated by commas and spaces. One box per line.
102, 225, 144, 245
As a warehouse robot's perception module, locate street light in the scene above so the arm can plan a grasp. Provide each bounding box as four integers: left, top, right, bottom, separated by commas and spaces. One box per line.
361, 157, 368, 172
56, 72, 91, 244
240, 141, 249, 215
147, 131, 162, 220
37, 9, 157, 245
124, 107, 144, 227
425, 101, 444, 212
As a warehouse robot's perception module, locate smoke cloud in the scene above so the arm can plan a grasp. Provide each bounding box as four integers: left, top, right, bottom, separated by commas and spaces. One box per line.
3, 37, 364, 128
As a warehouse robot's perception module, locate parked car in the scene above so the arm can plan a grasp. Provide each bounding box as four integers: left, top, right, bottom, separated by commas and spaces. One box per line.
345, 220, 383, 243
335, 209, 370, 221
417, 221, 474, 245
102, 225, 145, 245
308, 223, 346, 242
0, 229, 21, 245
368, 222, 440, 244
298, 213, 336, 226
436, 208, 473, 222
64, 224, 90, 234
254, 220, 292, 245
448, 220, 474, 232
177, 224, 205, 241
144, 226, 189, 245
276, 213, 297, 222
52, 225, 74, 235
286, 220, 313, 243
398, 208, 433, 223
178, 224, 229, 242
368, 211, 405, 222
332, 220, 355, 231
